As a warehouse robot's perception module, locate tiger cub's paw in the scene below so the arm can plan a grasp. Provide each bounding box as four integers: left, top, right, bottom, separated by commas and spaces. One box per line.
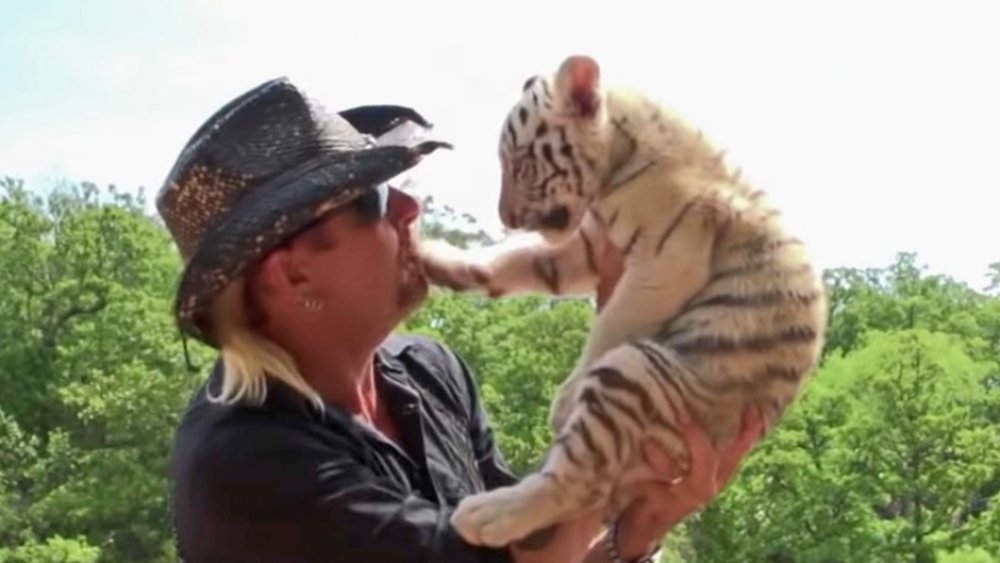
419, 241, 492, 294
422, 256, 491, 293
450, 478, 558, 547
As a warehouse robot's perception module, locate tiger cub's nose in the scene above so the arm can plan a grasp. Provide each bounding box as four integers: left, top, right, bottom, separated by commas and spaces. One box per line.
539, 206, 570, 231
501, 208, 519, 229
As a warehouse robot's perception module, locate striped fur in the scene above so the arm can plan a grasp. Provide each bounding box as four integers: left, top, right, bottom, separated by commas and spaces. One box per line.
426, 54, 828, 547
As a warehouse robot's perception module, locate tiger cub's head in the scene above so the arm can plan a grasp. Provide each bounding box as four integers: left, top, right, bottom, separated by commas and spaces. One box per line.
497, 54, 611, 243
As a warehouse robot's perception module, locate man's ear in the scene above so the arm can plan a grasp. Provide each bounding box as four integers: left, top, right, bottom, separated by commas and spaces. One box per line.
254, 248, 309, 302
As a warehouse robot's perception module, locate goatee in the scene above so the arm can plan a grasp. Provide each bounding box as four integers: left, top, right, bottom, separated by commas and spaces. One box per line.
397, 241, 429, 312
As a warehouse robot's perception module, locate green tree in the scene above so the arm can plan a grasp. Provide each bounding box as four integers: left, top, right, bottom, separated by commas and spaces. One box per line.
0, 177, 206, 562
984, 262, 1000, 295
2, 174, 998, 563
0, 535, 101, 563
683, 247, 1000, 563
823, 253, 991, 360
406, 292, 593, 472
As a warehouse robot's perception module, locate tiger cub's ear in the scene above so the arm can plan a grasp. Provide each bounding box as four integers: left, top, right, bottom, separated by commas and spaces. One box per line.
555, 54, 601, 118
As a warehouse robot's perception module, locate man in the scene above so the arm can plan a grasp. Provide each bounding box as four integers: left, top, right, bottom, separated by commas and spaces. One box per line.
161, 77, 762, 563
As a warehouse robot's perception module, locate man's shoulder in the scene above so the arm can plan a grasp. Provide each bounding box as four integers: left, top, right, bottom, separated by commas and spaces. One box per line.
380, 331, 453, 359
170, 363, 355, 482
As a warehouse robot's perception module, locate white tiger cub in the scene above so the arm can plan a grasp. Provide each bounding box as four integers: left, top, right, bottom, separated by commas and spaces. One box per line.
421, 54, 828, 548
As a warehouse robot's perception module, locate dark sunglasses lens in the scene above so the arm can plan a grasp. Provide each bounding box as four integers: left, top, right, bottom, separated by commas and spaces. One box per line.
351, 184, 390, 221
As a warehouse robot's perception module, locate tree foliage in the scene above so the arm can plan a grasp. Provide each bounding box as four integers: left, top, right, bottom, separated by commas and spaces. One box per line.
0, 176, 997, 562
0, 177, 206, 561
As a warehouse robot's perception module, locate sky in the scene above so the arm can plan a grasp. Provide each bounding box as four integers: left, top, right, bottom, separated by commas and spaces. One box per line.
1, 0, 997, 290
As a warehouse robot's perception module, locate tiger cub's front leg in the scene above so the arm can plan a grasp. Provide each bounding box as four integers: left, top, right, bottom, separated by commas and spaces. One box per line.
420, 212, 607, 298
483, 212, 607, 299
451, 340, 681, 547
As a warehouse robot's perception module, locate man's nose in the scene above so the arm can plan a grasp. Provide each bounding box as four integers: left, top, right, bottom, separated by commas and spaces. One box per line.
387, 187, 420, 226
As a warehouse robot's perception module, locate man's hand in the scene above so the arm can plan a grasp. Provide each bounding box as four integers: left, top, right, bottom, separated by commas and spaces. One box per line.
509, 508, 605, 563
613, 406, 766, 559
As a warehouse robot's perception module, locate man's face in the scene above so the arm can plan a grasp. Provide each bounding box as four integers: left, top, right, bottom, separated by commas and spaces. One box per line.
263, 184, 429, 342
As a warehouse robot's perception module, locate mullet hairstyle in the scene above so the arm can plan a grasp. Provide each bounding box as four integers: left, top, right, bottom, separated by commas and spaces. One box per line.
200, 187, 386, 411
207, 277, 324, 411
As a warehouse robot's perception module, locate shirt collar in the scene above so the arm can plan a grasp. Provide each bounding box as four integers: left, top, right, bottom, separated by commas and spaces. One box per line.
241, 333, 418, 418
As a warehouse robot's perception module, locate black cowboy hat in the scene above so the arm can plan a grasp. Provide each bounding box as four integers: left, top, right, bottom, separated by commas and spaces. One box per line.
156, 76, 451, 347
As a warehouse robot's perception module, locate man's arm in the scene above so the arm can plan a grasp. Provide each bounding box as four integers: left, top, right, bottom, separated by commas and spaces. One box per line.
178, 418, 513, 563
182, 417, 626, 563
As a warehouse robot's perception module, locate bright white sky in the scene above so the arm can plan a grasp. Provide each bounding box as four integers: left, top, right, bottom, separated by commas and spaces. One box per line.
1, 0, 997, 289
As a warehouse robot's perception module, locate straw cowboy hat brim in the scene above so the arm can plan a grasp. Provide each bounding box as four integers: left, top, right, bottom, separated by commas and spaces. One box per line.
156, 77, 451, 347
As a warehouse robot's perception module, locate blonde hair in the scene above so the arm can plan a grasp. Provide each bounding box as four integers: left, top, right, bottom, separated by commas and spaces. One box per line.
206, 277, 324, 411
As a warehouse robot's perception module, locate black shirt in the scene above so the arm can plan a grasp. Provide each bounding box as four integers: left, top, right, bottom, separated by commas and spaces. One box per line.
169, 333, 519, 563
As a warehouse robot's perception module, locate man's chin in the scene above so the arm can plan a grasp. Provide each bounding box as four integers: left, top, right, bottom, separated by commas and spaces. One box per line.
397, 238, 430, 312
397, 265, 429, 313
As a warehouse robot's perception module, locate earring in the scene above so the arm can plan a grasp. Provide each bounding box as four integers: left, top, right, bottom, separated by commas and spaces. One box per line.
300, 297, 325, 312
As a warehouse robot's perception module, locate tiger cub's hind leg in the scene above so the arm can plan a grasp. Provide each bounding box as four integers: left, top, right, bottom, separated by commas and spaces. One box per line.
450, 341, 688, 547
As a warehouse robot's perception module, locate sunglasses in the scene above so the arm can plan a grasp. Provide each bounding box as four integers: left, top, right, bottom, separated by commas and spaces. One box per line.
339, 178, 421, 225
346, 182, 391, 222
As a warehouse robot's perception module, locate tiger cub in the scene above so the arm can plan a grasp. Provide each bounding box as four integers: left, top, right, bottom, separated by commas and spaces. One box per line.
423, 54, 828, 548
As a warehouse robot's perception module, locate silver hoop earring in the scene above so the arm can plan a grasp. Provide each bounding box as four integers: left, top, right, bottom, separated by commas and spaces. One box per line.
300, 297, 325, 312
